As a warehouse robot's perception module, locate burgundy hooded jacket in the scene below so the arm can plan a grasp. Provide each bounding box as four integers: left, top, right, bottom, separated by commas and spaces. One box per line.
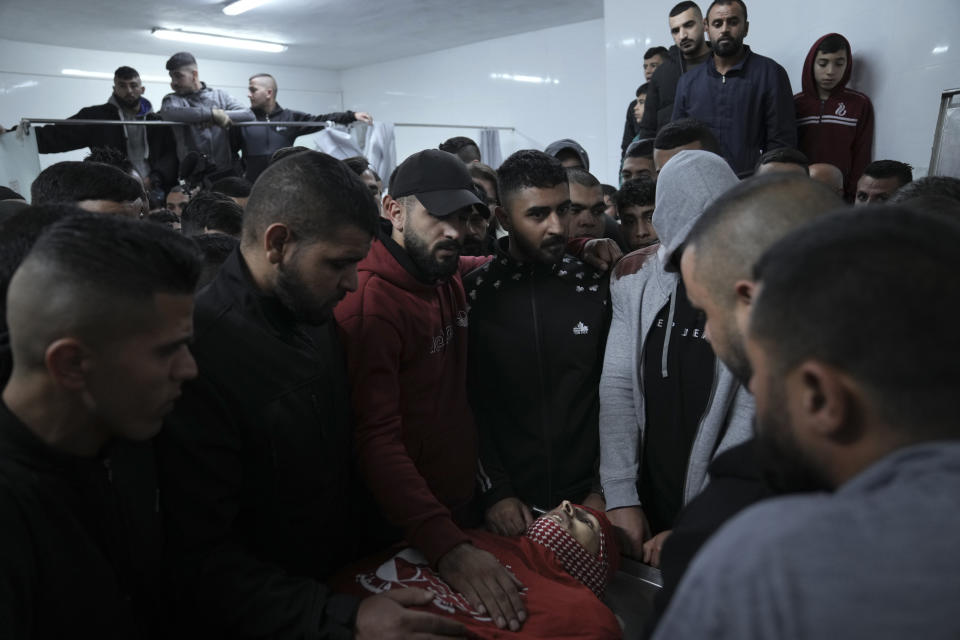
794, 33, 874, 201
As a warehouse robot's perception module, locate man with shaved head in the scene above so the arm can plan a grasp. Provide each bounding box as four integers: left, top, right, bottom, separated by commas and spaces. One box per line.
646, 173, 843, 630
809, 162, 845, 198
0, 214, 201, 639
242, 73, 373, 183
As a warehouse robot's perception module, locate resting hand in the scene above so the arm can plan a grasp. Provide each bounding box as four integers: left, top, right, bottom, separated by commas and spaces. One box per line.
354, 111, 374, 124
606, 506, 651, 558
438, 543, 526, 631
485, 497, 534, 536
642, 529, 672, 568
355, 588, 468, 639
582, 238, 623, 272
211, 108, 232, 129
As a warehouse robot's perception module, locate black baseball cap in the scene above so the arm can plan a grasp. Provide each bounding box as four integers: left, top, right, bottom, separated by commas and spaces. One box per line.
390, 149, 482, 217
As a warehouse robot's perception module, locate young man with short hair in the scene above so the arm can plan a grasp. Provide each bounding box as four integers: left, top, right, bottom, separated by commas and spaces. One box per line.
0, 214, 201, 639
621, 83, 650, 156
439, 136, 481, 164
795, 33, 874, 201
30, 160, 146, 217
465, 150, 610, 538
654, 207, 960, 639
160, 52, 254, 178
855, 159, 913, 205
160, 151, 462, 639
242, 73, 372, 183
637, 2, 713, 140
7, 66, 179, 199
653, 117, 721, 173
621, 138, 657, 183
615, 178, 659, 253
672, 0, 797, 176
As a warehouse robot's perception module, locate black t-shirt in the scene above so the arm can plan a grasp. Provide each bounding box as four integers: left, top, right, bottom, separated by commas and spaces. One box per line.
640, 280, 716, 533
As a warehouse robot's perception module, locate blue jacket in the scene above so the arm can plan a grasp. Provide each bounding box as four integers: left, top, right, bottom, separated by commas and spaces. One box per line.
672, 46, 796, 177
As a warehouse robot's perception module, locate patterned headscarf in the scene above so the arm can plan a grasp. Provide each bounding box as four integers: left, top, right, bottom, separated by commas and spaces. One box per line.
524, 505, 620, 598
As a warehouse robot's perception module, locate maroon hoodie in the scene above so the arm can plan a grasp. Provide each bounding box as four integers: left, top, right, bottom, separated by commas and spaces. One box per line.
794, 33, 874, 201
335, 232, 488, 566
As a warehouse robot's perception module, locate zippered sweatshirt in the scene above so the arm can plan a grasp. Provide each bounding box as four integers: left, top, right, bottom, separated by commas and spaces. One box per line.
335, 224, 488, 566
599, 150, 754, 511
794, 33, 874, 201
464, 239, 610, 511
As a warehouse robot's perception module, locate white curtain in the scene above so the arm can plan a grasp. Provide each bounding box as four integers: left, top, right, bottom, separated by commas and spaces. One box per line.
479, 128, 503, 169
364, 122, 397, 189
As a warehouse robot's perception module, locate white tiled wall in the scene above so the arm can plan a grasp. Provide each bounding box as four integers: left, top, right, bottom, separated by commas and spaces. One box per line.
340, 20, 612, 182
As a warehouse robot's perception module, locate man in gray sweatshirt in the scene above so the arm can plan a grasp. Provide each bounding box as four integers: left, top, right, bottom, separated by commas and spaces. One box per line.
654, 206, 960, 639
599, 150, 753, 562
160, 52, 254, 178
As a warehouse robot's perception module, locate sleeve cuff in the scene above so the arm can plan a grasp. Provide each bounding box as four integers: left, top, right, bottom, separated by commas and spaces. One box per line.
411, 515, 471, 568
602, 478, 641, 510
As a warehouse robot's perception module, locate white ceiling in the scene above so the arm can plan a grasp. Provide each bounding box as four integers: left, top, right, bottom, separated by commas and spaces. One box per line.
0, 0, 604, 70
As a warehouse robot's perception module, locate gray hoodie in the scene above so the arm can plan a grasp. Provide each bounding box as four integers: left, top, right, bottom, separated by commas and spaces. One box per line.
599, 150, 755, 511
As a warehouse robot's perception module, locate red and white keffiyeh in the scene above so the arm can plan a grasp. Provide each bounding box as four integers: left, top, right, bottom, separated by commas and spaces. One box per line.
523, 506, 618, 598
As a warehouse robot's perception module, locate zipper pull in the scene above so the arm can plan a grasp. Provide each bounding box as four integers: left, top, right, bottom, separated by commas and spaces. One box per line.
722, 74, 726, 84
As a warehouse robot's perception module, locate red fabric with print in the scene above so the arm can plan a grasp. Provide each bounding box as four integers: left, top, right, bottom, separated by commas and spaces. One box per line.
333, 528, 622, 639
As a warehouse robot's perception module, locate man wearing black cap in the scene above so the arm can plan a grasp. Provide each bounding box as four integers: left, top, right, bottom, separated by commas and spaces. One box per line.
544, 139, 590, 170
160, 52, 253, 178
335, 149, 529, 633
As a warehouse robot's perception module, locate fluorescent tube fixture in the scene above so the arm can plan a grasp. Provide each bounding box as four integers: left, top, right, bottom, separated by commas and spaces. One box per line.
490, 73, 559, 85
223, 0, 273, 15
151, 28, 286, 53
62, 68, 169, 82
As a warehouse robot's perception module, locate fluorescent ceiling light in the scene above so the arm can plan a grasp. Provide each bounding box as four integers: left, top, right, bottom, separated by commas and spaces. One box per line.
223, 0, 273, 16
152, 28, 286, 53
932, 45, 949, 55
62, 68, 169, 82
490, 73, 559, 85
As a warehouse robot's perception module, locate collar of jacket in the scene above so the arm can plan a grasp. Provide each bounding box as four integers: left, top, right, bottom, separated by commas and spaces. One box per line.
707, 45, 752, 76
489, 235, 561, 276
107, 94, 152, 119
0, 397, 107, 476
375, 217, 450, 288
216, 246, 313, 336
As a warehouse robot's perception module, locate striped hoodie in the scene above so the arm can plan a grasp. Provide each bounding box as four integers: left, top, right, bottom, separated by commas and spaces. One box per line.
794, 33, 874, 201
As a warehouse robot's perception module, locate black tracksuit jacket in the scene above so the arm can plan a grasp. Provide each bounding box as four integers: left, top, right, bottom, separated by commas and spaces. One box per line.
464, 243, 610, 511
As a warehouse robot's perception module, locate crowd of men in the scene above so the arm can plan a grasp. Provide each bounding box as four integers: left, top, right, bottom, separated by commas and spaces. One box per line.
1, 0, 960, 638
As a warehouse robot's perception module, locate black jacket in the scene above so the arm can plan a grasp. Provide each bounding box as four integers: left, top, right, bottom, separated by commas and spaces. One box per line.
464, 242, 611, 511
158, 249, 360, 640
621, 98, 641, 156
241, 105, 356, 182
32, 100, 179, 191
646, 439, 772, 637
637, 44, 712, 140
0, 401, 165, 640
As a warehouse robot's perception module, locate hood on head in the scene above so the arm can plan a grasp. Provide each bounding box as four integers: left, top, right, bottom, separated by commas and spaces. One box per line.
544, 138, 590, 170
801, 33, 853, 98
653, 150, 738, 269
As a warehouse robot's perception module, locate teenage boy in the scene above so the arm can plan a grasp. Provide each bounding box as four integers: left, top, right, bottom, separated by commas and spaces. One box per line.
795, 33, 874, 201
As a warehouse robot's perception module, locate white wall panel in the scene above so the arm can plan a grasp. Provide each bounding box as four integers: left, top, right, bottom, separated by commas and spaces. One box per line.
341, 20, 612, 183
604, 0, 960, 177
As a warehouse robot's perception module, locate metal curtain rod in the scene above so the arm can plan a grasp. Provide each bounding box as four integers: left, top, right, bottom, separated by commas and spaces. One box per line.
393, 122, 515, 131
18, 118, 359, 127
18, 119, 516, 131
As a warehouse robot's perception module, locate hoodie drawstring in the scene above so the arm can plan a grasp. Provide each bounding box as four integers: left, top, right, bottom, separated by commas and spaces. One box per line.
661, 279, 678, 378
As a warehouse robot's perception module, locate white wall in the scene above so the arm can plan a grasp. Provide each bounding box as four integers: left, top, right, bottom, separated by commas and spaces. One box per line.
604, 0, 960, 177
341, 20, 612, 183
0, 38, 343, 169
